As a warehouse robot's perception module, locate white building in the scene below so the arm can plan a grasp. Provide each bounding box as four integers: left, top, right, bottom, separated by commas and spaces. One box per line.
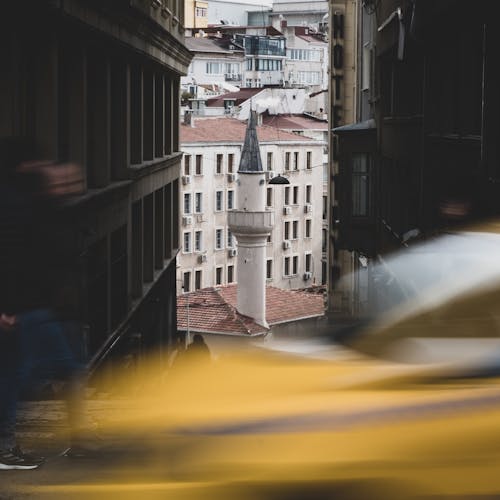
181, 37, 245, 94
178, 115, 325, 294
267, 0, 328, 33
282, 26, 328, 92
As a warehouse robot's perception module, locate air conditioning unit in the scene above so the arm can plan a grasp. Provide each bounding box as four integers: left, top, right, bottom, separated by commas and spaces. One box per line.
198, 254, 207, 263
265, 170, 275, 180
196, 214, 204, 223
228, 248, 237, 257
182, 216, 192, 226
182, 175, 192, 185
227, 173, 236, 183
283, 206, 291, 215
304, 204, 312, 214
282, 240, 291, 250
303, 272, 312, 281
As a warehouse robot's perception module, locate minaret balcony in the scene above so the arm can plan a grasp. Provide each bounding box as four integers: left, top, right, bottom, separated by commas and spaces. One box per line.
228, 210, 275, 235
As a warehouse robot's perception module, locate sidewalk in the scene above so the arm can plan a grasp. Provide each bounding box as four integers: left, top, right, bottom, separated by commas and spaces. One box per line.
1, 398, 147, 499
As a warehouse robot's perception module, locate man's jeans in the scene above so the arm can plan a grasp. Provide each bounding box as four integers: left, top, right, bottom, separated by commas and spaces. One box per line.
0, 309, 84, 450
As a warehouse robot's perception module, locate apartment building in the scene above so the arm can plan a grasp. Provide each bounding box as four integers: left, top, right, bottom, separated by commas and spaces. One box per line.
178, 116, 325, 293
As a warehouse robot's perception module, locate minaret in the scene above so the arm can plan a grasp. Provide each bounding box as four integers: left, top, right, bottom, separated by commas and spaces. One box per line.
228, 111, 275, 328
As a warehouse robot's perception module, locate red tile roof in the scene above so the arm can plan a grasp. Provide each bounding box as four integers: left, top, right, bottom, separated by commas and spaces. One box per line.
205, 88, 263, 107
262, 114, 328, 131
181, 117, 314, 144
177, 284, 325, 336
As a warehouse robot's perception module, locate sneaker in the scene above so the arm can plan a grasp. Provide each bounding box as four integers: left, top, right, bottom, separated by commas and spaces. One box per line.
0, 448, 41, 470
10, 446, 45, 464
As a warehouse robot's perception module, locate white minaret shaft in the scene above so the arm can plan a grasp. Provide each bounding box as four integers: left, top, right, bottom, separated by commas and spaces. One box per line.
227, 111, 274, 328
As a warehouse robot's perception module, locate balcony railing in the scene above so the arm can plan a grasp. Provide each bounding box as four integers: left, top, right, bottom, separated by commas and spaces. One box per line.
228, 210, 275, 235
225, 73, 242, 82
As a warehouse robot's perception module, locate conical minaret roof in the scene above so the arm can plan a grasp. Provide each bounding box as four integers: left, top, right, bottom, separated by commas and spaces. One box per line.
238, 110, 263, 172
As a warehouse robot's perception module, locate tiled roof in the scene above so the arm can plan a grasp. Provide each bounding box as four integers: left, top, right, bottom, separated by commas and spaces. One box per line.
262, 114, 328, 131
177, 284, 325, 336
205, 88, 263, 107
185, 37, 235, 53
180, 117, 314, 144
296, 34, 327, 44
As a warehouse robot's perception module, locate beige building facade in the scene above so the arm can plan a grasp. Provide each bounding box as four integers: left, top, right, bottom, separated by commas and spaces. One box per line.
328, 0, 358, 313
178, 116, 325, 294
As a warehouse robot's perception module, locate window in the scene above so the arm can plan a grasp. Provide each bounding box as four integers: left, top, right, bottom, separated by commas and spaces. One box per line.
256, 58, 281, 71
195, 6, 207, 17
206, 62, 224, 75
292, 220, 298, 239
246, 59, 253, 71
215, 228, 223, 249
227, 190, 234, 210
297, 71, 321, 85
292, 255, 298, 275
266, 259, 273, 280
266, 187, 273, 207
216, 154, 223, 174
293, 152, 299, 170
305, 219, 312, 238
292, 186, 299, 205
305, 253, 312, 273
215, 266, 223, 285
183, 232, 191, 253
184, 155, 191, 175
267, 232, 272, 243
195, 270, 202, 290
183, 271, 191, 293
195, 154, 203, 175
228, 154, 234, 173
195, 192, 203, 213
246, 78, 252, 87
362, 45, 371, 91
284, 221, 290, 240
287, 48, 321, 62
352, 154, 370, 216
183, 193, 191, 214
227, 265, 234, 283
284, 256, 290, 277
225, 62, 240, 76
285, 152, 291, 171
215, 191, 223, 212
305, 185, 312, 203
323, 195, 328, 220
322, 228, 327, 252
227, 229, 234, 248
194, 230, 202, 252
284, 186, 290, 206
267, 152, 273, 171
306, 151, 312, 170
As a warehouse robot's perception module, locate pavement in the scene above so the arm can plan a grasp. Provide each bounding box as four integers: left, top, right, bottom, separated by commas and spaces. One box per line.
1, 398, 151, 500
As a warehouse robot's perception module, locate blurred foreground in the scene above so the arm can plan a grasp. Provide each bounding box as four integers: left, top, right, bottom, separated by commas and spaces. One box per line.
5, 226, 500, 498
3, 343, 500, 499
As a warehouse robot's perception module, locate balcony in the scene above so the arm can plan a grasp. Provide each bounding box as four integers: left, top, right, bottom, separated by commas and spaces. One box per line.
225, 73, 242, 82
228, 210, 275, 235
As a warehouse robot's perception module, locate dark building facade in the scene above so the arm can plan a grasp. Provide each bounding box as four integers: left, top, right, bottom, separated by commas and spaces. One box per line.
330, 0, 498, 316
1, 1, 191, 369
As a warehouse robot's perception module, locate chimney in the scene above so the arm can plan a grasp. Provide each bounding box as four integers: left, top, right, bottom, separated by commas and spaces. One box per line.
184, 109, 195, 127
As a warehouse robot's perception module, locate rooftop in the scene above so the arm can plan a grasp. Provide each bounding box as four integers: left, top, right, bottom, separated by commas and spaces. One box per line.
205, 88, 263, 107
180, 116, 315, 144
262, 114, 328, 131
184, 37, 242, 54
177, 284, 325, 336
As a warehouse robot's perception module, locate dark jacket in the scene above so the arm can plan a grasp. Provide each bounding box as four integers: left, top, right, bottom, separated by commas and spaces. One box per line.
0, 173, 65, 314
